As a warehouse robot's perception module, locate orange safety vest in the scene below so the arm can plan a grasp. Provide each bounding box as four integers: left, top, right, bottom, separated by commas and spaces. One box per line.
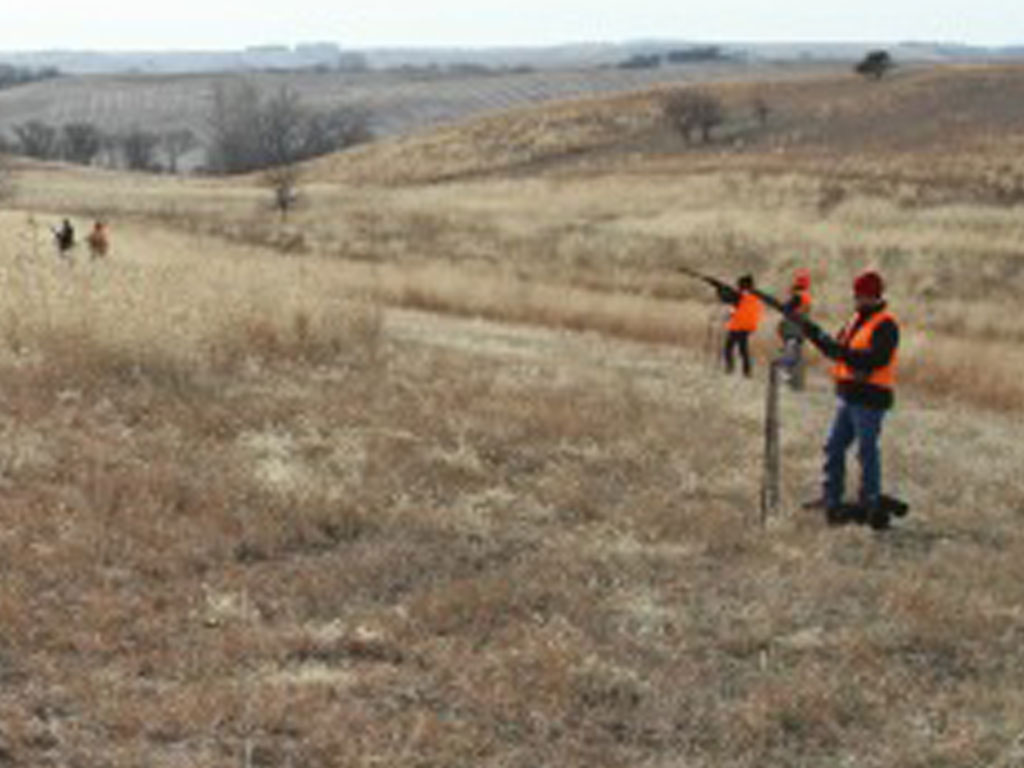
87, 224, 108, 255
832, 310, 898, 389
727, 290, 762, 332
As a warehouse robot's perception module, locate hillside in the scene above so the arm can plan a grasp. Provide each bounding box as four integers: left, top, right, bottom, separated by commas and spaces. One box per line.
7, 58, 1023, 182
0, 59, 848, 143
312, 63, 1024, 196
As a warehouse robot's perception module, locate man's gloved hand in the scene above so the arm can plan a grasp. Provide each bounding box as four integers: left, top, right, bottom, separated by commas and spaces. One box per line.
788, 315, 843, 359
715, 283, 738, 304
802, 319, 824, 343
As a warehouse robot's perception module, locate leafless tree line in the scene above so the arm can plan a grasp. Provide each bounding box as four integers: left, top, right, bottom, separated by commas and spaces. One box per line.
0, 120, 199, 173
0, 80, 372, 177
0, 64, 60, 91
205, 81, 372, 174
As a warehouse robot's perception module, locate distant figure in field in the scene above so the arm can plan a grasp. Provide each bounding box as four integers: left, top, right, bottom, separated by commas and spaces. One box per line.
716, 273, 763, 377
87, 220, 109, 259
53, 218, 75, 256
776, 268, 813, 390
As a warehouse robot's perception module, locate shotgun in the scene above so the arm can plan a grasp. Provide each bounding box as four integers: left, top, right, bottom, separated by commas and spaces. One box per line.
750, 287, 844, 359
676, 265, 739, 303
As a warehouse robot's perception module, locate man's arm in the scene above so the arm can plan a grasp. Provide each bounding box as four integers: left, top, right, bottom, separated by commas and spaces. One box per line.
716, 284, 740, 305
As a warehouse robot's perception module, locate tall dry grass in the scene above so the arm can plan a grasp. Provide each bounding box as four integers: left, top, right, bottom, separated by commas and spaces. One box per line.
12, 157, 1024, 413
0, 196, 1022, 766
0, 228, 1021, 767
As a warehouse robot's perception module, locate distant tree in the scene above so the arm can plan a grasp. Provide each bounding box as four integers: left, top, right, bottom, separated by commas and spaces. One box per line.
159, 128, 198, 174
619, 53, 662, 70
447, 62, 493, 75
119, 128, 161, 172
666, 46, 725, 64
855, 50, 894, 80
662, 89, 725, 144
13, 120, 59, 159
300, 105, 373, 157
258, 86, 309, 168
752, 96, 771, 128
206, 80, 373, 175
206, 80, 268, 174
0, 64, 61, 91
257, 87, 315, 220
61, 121, 103, 165
98, 132, 122, 168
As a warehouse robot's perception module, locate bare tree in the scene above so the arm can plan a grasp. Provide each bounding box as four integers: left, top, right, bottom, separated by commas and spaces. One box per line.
205, 81, 374, 221
258, 86, 309, 168
98, 132, 121, 169
206, 80, 373, 174
13, 120, 59, 159
257, 88, 313, 221
119, 128, 161, 172
302, 105, 373, 155
206, 80, 265, 174
662, 89, 725, 144
159, 128, 198, 174
752, 96, 771, 129
61, 121, 103, 165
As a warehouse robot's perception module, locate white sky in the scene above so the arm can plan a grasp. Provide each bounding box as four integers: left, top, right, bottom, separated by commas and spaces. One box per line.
1, 1, 1021, 51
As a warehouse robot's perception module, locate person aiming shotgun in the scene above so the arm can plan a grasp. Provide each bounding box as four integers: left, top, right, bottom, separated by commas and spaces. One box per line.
679, 266, 763, 377
765, 270, 905, 529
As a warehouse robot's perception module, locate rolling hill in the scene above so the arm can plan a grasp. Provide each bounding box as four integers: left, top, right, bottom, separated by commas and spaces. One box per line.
302, 62, 1024, 199
0, 58, 853, 145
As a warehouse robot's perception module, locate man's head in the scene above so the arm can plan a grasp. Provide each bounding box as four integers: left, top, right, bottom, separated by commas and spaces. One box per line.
792, 269, 811, 291
738, 274, 755, 290
853, 270, 884, 308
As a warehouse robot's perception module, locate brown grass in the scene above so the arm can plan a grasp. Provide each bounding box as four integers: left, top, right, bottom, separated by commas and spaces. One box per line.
0, 62, 1023, 767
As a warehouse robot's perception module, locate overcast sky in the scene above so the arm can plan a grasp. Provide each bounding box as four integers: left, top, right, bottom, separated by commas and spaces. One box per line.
1, 1, 1021, 51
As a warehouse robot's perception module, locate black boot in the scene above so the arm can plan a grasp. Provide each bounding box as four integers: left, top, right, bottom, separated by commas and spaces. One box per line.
866, 503, 891, 531
879, 494, 909, 518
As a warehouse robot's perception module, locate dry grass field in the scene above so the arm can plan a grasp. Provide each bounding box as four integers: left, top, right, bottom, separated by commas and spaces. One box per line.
0, 63, 1023, 767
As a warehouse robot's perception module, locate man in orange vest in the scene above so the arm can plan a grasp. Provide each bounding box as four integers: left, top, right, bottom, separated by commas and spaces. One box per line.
797, 270, 900, 529
718, 274, 763, 377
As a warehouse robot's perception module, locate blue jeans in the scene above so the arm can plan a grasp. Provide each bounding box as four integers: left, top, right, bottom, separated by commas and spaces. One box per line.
823, 399, 887, 508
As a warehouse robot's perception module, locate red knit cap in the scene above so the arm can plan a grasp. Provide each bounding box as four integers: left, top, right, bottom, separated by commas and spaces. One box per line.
853, 270, 884, 298
792, 269, 811, 289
